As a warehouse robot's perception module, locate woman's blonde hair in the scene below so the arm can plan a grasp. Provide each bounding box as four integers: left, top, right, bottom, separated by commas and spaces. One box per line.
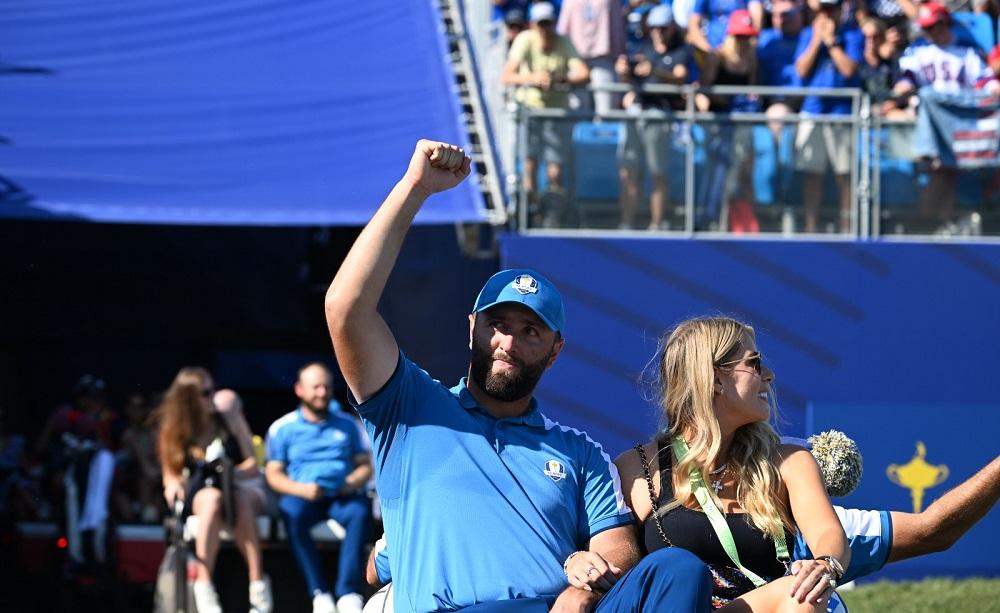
718, 35, 757, 78
156, 367, 213, 476
653, 316, 792, 540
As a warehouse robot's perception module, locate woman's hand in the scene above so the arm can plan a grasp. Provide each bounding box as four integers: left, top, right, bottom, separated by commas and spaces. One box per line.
788, 558, 837, 604
563, 550, 622, 593
163, 479, 185, 506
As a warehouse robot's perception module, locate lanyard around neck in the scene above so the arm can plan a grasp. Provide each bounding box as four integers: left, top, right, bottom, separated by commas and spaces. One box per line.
671, 436, 789, 587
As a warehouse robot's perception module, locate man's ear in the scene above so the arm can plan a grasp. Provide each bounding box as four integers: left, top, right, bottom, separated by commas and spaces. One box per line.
545, 336, 566, 369
468, 313, 476, 350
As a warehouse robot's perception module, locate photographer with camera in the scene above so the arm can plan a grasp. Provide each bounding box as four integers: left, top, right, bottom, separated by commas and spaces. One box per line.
615, 4, 692, 230
156, 368, 271, 613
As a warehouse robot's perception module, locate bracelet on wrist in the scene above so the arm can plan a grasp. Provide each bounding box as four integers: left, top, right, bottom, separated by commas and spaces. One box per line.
814, 555, 845, 580
563, 551, 583, 574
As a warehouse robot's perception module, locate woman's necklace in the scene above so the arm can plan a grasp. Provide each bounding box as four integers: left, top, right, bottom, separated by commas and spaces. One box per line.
709, 464, 727, 495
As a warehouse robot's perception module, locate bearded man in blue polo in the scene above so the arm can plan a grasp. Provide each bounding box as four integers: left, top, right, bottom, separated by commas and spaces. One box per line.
324, 140, 712, 613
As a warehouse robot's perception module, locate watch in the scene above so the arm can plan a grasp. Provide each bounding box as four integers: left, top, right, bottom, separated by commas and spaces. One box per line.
815, 555, 846, 580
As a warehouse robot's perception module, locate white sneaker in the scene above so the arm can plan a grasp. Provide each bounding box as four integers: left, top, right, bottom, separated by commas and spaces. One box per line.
336, 593, 363, 613
312, 592, 337, 613
249, 575, 273, 613
192, 580, 223, 613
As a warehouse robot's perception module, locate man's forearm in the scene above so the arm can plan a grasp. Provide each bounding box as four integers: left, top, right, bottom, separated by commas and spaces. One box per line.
829, 47, 858, 78
889, 454, 1000, 562
795, 40, 821, 78
343, 462, 373, 493
265, 466, 304, 497
326, 181, 429, 325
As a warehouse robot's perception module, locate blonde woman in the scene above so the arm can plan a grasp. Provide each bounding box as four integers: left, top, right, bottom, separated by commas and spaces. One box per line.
613, 317, 849, 611
157, 368, 272, 613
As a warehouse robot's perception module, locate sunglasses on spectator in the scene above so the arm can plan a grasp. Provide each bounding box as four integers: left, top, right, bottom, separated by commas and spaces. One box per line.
715, 352, 763, 376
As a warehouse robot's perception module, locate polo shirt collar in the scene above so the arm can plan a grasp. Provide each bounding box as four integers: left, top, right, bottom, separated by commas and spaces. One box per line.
298, 406, 331, 426
453, 378, 546, 428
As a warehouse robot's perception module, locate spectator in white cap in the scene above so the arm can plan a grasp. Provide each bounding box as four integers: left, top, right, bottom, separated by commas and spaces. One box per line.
615, 3, 693, 230
502, 1, 590, 226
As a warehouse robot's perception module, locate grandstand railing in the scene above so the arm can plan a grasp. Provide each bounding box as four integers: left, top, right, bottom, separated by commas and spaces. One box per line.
504, 84, 999, 240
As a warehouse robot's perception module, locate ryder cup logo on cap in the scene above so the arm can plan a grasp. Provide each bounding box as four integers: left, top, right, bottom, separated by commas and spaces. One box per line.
473, 268, 566, 333
543, 459, 567, 481
511, 274, 539, 295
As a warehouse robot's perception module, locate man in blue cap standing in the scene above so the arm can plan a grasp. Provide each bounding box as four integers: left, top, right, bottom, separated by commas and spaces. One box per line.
324, 140, 712, 612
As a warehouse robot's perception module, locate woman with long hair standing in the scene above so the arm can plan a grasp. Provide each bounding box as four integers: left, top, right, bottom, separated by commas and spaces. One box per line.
157, 367, 272, 613
612, 317, 849, 611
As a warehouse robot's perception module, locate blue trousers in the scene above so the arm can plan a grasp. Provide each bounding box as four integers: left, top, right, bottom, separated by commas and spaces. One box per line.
595, 548, 712, 612
279, 493, 372, 598
460, 548, 712, 612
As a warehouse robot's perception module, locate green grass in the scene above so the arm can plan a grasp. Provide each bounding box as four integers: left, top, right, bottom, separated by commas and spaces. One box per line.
840, 578, 1000, 613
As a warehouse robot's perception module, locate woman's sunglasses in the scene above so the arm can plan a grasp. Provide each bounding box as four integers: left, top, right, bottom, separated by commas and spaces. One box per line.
715, 352, 762, 376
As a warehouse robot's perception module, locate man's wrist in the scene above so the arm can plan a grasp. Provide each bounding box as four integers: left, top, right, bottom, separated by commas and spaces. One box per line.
814, 555, 845, 580
398, 177, 433, 202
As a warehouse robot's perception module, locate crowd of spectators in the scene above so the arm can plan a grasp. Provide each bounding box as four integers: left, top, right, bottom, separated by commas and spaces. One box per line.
0, 369, 375, 613
496, 0, 1000, 233
0, 377, 162, 529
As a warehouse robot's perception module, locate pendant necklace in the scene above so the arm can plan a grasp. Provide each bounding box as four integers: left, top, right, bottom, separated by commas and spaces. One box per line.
710, 464, 727, 495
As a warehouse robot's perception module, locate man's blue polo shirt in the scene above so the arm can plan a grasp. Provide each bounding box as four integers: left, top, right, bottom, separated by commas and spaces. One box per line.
350, 353, 633, 613
795, 26, 864, 115
266, 404, 363, 495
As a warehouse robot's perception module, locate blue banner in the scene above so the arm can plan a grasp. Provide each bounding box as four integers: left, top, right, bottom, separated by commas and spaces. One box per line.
811, 403, 999, 580
0, 0, 485, 225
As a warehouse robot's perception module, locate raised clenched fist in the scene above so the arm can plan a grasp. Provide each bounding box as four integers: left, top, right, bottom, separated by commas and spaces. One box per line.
403, 140, 472, 196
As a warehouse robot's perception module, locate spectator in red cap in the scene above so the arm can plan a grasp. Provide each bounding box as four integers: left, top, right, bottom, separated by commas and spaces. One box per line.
988, 43, 1000, 77
893, 1, 998, 227
695, 9, 762, 231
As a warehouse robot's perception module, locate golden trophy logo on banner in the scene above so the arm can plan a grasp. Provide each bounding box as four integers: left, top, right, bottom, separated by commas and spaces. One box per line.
886, 441, 949, 513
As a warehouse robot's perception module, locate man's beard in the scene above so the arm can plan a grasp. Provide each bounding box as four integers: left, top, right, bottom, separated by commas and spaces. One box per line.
304, 399, 329, 413
469, 338, 550, 402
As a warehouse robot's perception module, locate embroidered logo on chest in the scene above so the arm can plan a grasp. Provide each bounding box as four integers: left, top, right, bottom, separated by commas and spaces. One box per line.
543, 459, 567, 481
330, 430, 347, 443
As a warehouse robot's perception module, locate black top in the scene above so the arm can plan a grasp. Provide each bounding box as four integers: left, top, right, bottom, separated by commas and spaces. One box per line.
707, 65, 753, 113
642, 437, 788, 581
635, 39, 692, 111
181, 412, 247, 519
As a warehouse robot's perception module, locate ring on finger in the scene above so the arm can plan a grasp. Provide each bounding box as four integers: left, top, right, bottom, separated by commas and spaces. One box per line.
586, 567, 599, 577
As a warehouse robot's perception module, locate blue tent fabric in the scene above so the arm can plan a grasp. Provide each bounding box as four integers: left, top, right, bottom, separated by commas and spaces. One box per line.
0, 0, 486, 225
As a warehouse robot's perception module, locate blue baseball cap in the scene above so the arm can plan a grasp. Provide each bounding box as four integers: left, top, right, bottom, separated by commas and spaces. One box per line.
473, 269, 565, 333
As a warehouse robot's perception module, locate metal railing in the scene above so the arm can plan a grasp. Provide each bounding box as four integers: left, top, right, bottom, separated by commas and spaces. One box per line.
502, 83, 998, 240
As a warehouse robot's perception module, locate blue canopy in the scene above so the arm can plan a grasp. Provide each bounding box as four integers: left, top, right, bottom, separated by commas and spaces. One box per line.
0, 0, 486, 225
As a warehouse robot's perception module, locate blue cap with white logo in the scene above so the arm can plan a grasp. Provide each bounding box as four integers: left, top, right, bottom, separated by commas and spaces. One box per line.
473, 269, 565, 333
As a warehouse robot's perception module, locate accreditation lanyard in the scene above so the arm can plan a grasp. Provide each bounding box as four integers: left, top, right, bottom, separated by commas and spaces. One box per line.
670, 436, 790, 588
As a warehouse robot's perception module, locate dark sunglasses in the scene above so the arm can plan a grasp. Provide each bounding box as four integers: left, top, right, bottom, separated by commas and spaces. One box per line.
200, 388, 215, 399
715, 352, 763, 376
